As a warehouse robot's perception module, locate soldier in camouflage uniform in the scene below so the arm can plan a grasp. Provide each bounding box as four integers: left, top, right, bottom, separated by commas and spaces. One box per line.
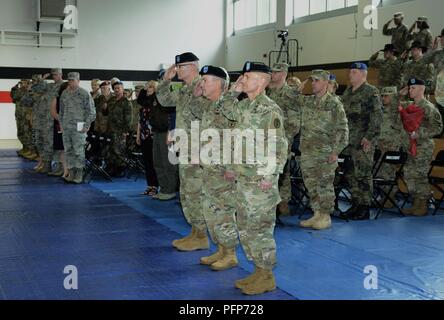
341, 63, 383, 220
105, 81, 133, 176
292, 70, 349, 230
382, 12, 410, 55
266, 62, 301, 216
90, 79, 101, 99
10, 79, 31, 157
400, 78, 442, 216
157, 52, 211, 252
194, 65, 240, 271
94, 81, 112, 134
31, 75, 51, 172
423, 29, 444, 135
59, 72, 96, 184
369, 44, 403, 89
39, 68, 65, 175
20, 76, 40, 161
401, 41, 435, 94
327, 73, 339, 96
408, 16, 433, 52
376, 87, 404, 208
221, 61, 288, 295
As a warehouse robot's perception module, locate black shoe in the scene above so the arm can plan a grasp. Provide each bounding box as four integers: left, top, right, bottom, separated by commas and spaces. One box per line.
350, 205, 370, 221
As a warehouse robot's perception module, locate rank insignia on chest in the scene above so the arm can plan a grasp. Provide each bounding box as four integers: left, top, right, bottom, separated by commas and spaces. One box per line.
274, 118, 281, 129
228, 121, 236, 128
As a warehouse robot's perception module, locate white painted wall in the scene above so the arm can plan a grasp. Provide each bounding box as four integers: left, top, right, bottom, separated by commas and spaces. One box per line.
0, 0, 226, 140
0, 0, 226, 70
226, 0, 444, 70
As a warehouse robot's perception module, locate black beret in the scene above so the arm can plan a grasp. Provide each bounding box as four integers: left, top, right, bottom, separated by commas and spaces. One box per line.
383, 44, 396, 52
242, 61, 272, 75
199, 65, 228, 81
410, 41, 426, 50
175, 52, 199, 65
408, 78, 425, 86
100, 81, 110, 87
112, 81, 124, 88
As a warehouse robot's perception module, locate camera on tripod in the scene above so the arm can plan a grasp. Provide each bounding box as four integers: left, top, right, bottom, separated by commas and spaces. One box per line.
277, 29, 289, 43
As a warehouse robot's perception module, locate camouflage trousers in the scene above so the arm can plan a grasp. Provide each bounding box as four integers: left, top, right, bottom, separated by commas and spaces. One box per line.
344, 146, 374, 206
107, 133, 127, 168
178, 164, 206, 232
278, 145, 294, 203
40, 120, 54, 162
236, 174, 280, 270
300, 155, 337, 215
202, 166, 238, 249
403, 145, 433, 198
62, 130, 86, 169
15, 105, 26, 147
23, 108, 34, 151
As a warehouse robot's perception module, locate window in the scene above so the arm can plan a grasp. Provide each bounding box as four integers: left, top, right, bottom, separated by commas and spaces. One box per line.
286, 0, 358, 25
232, 0, 277, 33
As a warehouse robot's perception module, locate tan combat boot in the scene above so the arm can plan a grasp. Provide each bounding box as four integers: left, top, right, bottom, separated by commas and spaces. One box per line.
299, 211, 321, 228
311, 213, 332, 230
235, 267, 262, 289
175, 228, 209, 252
403, 198, 429, 217
63, 169, 75, 183
72, 168, 84, 184
172, 227, 196, 248
48, 163, 64, 177
277, 200, 290, 216
200, 245, 224, 265
37, 162, 51, 174
211, 246, 238, 271
241, 267, 276, 295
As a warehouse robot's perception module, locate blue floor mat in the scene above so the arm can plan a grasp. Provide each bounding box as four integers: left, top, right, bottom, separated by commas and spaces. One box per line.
2, 148, 444, 299
0, 150, 292, 300
90, 164, 444, 300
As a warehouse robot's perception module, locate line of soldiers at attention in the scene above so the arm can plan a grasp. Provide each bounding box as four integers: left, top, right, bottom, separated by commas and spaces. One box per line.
11, 71, 151, 183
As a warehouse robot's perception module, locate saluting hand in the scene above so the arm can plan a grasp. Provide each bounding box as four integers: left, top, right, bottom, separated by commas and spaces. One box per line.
328, 152, 338, 164
361, 138, 372, 153
298, 79, 309, 92
164, 65, 177, 81
433, 37, 440, 50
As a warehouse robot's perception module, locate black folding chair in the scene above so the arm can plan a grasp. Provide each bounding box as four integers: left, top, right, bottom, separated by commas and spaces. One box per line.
372, 151, 408, 219
84, 132, 113, 183
333, 153, 353, 216
122, 134, 146, 181
428, 150, 444, 216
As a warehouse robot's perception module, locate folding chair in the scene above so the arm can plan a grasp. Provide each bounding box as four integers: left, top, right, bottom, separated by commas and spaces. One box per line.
372, 151, 408, 219
428, 150, 444, 216
333, 153, 353, 215
84, 132, 113, 183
